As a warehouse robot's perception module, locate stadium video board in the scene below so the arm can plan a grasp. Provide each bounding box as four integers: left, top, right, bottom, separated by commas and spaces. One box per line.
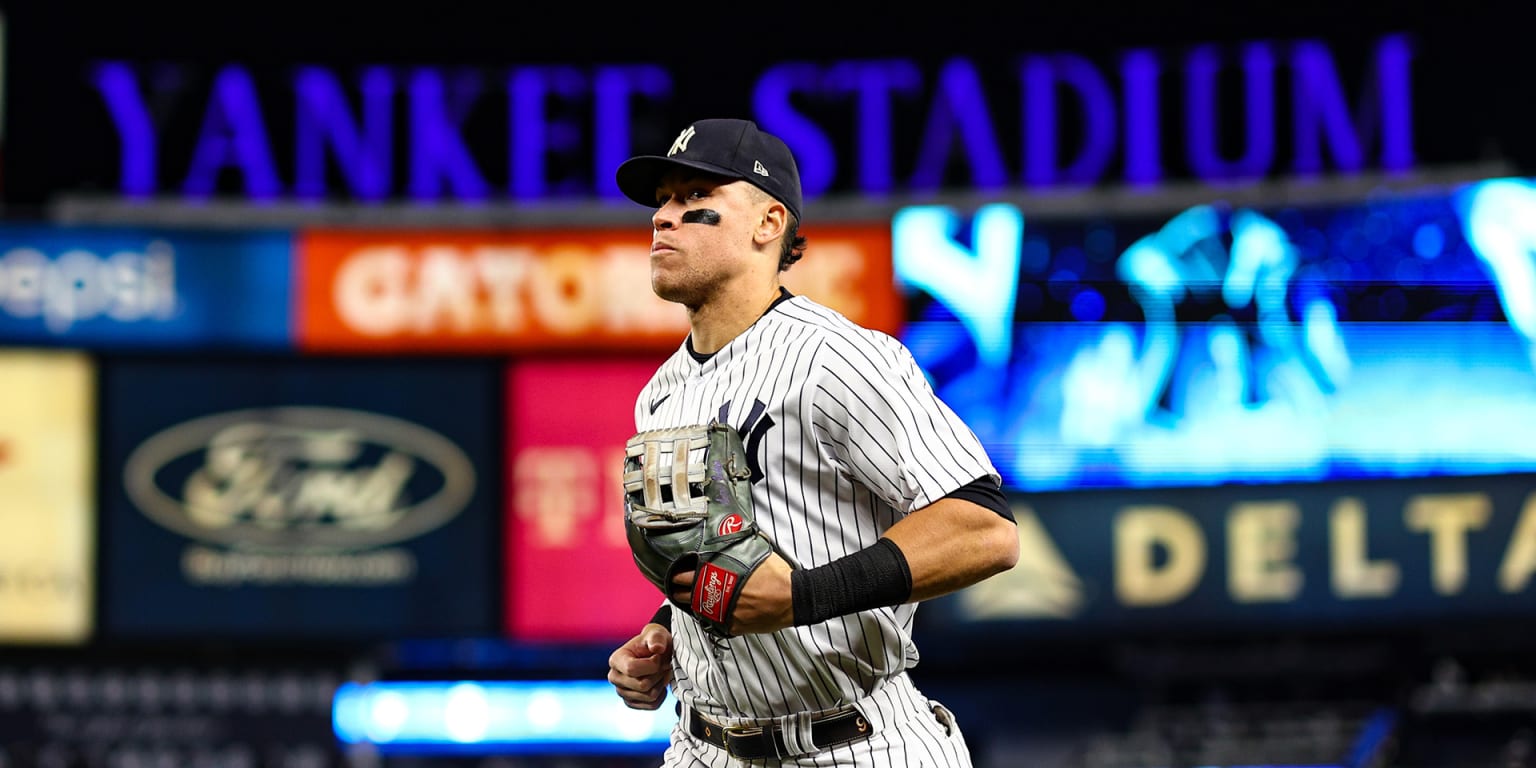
895, 177, 1536, 493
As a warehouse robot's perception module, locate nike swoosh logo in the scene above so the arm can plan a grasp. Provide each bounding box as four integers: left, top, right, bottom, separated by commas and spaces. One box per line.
649, 394, 671, 414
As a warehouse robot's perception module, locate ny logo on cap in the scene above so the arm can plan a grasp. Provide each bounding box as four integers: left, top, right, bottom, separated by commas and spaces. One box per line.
752, 160, 770, 177
668, 126, 697, 157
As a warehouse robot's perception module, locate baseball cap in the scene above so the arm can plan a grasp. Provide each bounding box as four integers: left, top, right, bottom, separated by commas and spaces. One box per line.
616, 118, 804, 223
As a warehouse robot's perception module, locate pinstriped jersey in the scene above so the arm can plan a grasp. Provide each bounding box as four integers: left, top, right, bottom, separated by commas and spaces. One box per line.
632, 294, 1001, 721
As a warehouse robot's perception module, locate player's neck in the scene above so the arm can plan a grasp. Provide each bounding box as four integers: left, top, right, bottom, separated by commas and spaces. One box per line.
687, 280, 784, 355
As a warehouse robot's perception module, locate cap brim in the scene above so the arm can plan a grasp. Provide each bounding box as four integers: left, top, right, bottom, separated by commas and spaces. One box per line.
615, 155, 745, 208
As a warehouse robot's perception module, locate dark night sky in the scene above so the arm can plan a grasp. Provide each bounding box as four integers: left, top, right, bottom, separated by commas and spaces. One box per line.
0, 2, 1501, 65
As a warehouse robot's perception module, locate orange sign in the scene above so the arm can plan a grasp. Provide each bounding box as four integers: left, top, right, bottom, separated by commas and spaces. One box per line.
296, 225, 897, 352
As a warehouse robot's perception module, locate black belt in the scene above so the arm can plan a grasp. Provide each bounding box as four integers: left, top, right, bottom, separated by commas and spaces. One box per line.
686, 706, 874, 760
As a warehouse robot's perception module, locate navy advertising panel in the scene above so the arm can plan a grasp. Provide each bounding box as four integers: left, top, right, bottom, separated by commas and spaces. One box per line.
894, 177, 1536, 493
923, 473, 1536, 641
101, 356, 498, 640
0, 225, 292, 349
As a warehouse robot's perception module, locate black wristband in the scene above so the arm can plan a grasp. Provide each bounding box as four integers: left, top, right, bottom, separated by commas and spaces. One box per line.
790, 538, 913, 626
650, 603, 672, 631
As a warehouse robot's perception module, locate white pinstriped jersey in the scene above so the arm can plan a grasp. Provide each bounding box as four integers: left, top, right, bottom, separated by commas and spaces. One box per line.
632, 294, 1001, 722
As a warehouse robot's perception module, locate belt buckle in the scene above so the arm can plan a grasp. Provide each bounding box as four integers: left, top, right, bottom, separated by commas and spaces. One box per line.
723, 722, 767, 758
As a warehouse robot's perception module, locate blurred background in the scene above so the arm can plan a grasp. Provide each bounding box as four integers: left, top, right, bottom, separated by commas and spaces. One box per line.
1, 1, 1534, 766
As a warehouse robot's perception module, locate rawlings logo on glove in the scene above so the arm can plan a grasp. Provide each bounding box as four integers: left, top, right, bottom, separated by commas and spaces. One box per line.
622, 421, 779, 639
695, 563, 737, 624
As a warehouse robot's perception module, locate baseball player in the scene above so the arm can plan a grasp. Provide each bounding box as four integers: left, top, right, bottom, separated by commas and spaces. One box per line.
605, 118, 1020, 767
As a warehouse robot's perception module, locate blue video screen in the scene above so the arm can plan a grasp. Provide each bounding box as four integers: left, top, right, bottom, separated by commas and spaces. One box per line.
895, 177, 1536, 492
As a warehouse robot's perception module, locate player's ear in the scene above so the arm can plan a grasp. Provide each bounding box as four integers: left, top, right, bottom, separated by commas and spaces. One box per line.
754, 200, 788, 246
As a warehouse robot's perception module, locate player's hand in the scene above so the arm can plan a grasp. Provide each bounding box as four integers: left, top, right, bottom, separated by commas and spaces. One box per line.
670, 553, 794, 635
607, 623, 673, 710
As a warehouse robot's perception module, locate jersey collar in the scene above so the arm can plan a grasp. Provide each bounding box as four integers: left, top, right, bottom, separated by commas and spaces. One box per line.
686, 286, 796, 364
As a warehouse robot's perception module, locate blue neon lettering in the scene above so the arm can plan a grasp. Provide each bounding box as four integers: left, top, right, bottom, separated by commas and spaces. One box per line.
912, 58, 1007, 192
509, 65, 586, 200
754, 63, 838, 199
592, 64, 672, 200
1291, 36, 1414, 176
1292, 40, 1363, 174
294, 66, 394, 201
1121, 50, 1162, 187
1373, 34, 1416, 173
407, 68, 490, 201
824, 59, 922, 194
1023, 53, 1116, 188
1186, 43, 1275, 181
183, 65, 282, 200
87, 34, 1415, 201
91, 62, 157, 199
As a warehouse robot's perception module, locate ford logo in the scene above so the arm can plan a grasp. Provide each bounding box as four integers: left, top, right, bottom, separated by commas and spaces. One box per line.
123, 407, 475, 550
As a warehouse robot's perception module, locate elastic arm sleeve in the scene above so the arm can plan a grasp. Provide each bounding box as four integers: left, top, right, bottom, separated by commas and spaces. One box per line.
790, 538, 913, 625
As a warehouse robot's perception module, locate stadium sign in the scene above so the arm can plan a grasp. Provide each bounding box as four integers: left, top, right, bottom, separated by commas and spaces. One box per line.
85, 34, 1413, 203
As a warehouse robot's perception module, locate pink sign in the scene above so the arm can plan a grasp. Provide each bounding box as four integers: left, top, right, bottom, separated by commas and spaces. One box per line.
505, 357, 670, 642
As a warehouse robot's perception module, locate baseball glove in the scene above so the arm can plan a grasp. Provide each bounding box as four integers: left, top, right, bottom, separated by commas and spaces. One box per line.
622, 421, 778, 639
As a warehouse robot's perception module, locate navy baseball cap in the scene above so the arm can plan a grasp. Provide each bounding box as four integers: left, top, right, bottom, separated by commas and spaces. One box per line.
616, 119, 804, 222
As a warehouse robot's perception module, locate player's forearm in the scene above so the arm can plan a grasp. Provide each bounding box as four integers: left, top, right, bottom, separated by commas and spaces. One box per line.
883, 496, 1020, 602
788, 498, 1019, 627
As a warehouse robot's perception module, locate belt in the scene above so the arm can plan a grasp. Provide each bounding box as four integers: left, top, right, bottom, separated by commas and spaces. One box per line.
686, 706, 874, 760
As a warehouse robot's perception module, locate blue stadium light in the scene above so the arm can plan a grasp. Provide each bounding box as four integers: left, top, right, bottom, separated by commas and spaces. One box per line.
332, 680, 677, 754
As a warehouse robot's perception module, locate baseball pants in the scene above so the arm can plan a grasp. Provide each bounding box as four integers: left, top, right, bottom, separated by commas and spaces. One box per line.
659, 672, 973, 768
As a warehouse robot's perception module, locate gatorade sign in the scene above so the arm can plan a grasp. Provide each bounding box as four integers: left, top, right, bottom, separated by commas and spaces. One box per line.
296, 226, 897, 353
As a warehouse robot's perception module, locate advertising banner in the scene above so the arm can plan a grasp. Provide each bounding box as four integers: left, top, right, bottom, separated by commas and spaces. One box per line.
927, 473, 1536, 639
101, 357, 498, 640
0, 225, 292, 349
896, 178, 1536, 494
21, 32, 1438, 205
504, 357, 668, 642
297, 225, 897, 353
0, 349, 94, 644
